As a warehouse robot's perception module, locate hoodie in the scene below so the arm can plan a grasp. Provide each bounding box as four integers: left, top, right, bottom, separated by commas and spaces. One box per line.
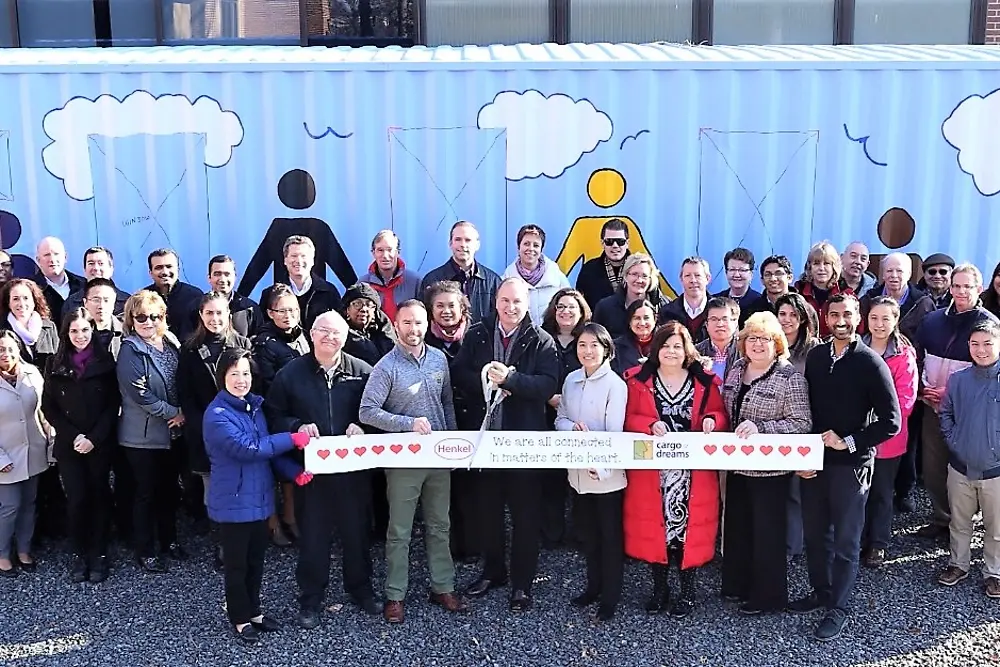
940, 359, 1000, 480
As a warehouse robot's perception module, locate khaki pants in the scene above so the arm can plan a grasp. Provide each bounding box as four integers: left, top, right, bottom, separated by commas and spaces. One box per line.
947, 466, 1000, 578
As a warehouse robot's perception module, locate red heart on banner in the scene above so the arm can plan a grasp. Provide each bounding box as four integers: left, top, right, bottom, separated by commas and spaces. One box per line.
372, 445, 385, 455
723, 445, 736, 456
797, 446, 811, 457
335, 449, 349, 459
354, 447, 367, 457
704, 445, 717, 455
408, 443, 421, 454
778, 446, 792, 456
390, 444, 403, 454
760, 445, 773, 456
317, 449, 331, 460
741, 445, 754, 455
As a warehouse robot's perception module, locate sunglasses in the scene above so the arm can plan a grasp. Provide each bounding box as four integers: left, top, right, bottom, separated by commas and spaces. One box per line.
134, 313, 163, 323
603, 238, 628, 247
925, 268, 950, 276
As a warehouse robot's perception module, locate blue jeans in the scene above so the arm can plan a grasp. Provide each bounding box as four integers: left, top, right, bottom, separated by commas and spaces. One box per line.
801, 462, 873, 613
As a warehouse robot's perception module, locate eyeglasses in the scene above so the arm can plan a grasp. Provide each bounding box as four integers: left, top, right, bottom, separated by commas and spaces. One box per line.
762, 270, 787, 279
555, 303, 580, 312
269, 308, 299, 316
134, 313, 163, 323
312, 327, 339, 339
0, 262, 11, 269
707, 316, 732, 324
745, 335, 774, 344
626, 271, 650, 280
603, 238, 628, 247
726, 268, 751, 275
926, 268, 950, 276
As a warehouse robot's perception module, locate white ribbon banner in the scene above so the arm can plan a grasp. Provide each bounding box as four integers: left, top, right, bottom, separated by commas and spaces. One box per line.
303, 431, 825, 475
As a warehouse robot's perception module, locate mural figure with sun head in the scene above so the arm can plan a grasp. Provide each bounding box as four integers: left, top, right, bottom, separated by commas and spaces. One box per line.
555, 168, 678, 304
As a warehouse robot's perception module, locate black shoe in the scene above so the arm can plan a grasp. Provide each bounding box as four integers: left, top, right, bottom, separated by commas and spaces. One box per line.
296, 609, 321, 630
250, 616, 281, 633
466, 577, 507, 597
738, 601, 767, 616
214, 547, 225, 572
235, 624, 260, 644
70, 555, 88, 583
895, 496, 916, 513
668, 596, 694, 618
192, 517, 211, 536
815, 609, 848, 642
89, 556, 109, 583
645, 566, 670, 615
353, 596, 379, 616
596, 603, 616, 621
509, 589, 532, 611
788, 592, 824, 614
163, 543, 188, 561
16, 557, 36, 573
915, 524, 949, 540
571, 590, 600, 608
138, 556, 167, 573
0, 566, 17, 578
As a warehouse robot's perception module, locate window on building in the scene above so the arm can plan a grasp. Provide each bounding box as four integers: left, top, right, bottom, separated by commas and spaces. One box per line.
853, 0, 972, 44
424, 0, 549, 47
570, 0, 693, 44
1, 1, 15, 46
15, 0, 98, 46
308, 0, 414, 45
162, 0, 301, 44
713, 0, 835, 45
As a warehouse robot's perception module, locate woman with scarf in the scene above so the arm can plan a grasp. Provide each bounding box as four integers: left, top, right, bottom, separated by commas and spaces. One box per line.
178, 292, 251, 565
593, 253, 669, 339
502, 224, 570, 326
42, 308, 120, 583
622, 321, 727, 618
860, 296, 918, 568
612, 299, 658, 377
0, 330, 51, 577
424, 280, 479, 562
794, 241, 848, 337
540, 287, 592, 548
253, 283, 310, 546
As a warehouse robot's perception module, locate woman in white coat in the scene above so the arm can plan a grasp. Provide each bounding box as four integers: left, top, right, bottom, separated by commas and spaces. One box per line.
0, 330, 52, 577
502, 224, 570, 325
554, 322, 627, 622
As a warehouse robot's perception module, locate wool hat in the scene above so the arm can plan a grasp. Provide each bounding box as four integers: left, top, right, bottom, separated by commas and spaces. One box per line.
343, 282, 381, 308
922, 253, 955, 269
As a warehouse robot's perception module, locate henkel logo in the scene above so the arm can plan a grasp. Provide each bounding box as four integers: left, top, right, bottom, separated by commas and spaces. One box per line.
435, 438, 474, 461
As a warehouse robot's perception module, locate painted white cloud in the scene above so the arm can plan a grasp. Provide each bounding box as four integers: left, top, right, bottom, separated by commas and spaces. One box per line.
942, 89, 1000, 196
42, 91, 244, 200
477, 91, 613, 180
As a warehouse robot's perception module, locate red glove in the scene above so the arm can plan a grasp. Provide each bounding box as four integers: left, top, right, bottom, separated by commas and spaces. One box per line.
295, 471, 314, 486
290, 432, 310, 449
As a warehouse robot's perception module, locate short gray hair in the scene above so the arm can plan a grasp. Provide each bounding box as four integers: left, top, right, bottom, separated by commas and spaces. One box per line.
371, 230, 400, 252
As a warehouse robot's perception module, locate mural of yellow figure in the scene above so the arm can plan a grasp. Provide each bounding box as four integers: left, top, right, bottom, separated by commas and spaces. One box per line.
554, 168, 678, 299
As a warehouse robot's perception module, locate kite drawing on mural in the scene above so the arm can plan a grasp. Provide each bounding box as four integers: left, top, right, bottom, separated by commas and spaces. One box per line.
942, 88, 1000, 197
554, 168, 679, 299
41, 91, 244, 286
477, 90, 613, 181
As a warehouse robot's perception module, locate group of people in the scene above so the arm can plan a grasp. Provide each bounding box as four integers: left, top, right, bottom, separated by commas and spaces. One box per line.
1, 219, 999, 645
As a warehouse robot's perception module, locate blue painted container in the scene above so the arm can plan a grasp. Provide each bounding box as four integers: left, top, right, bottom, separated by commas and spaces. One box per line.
0, 44, 997, 299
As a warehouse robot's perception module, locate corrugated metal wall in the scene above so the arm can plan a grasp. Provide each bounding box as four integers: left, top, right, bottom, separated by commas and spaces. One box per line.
0, 47, 998, 299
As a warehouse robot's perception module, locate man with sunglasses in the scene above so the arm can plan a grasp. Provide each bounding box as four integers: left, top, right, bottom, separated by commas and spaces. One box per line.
575, 218, 631, 310
918, 254, 956, 310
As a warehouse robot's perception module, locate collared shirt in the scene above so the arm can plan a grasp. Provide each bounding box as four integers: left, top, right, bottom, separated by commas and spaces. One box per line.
46, 274, 70, 300
289, 275, 313, 297
684, 296, 707, 319
319, 356, 340, 385
498, 322, 519, 351
710, 340, 731, 379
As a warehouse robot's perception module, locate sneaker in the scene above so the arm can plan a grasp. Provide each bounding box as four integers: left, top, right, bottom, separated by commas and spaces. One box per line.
815, 609, 848, 642
985, 578, 1000, 599
787, 592, 824, 614
937, 566, 969, 587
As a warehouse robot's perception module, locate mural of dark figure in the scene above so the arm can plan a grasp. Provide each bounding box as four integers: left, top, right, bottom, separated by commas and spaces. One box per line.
237, 169, 358, 297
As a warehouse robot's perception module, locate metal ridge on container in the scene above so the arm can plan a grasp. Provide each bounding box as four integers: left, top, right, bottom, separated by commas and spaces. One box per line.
0, 43, 998, 73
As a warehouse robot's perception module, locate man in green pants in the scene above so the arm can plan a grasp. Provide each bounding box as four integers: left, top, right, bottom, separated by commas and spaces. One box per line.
359, 299, 468, 623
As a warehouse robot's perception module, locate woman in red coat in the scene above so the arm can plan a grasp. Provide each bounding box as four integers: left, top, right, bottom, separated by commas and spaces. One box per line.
623, 321, 728, 618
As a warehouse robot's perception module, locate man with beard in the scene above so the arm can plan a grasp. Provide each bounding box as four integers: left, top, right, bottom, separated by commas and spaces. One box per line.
575, 218, 631, 309
918, 253, 956, 309
144, 248, 202, 341
453, 277, 560, 611
341, 283, 396, 366
360, 230, 421, 321
207, 255, 262, 338
359, 300, 467, 623
792, 293, 901, 641
61, 246, 130, 320
419, 221, 500, 325
839, 242, 876, 297
33, 236, 85, 320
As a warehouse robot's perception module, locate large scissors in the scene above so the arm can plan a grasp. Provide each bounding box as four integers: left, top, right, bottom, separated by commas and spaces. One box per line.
466, 363, 513, 469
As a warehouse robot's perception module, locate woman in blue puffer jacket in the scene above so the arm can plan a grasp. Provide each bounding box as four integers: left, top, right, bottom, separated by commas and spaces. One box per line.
202, 348, 310, 644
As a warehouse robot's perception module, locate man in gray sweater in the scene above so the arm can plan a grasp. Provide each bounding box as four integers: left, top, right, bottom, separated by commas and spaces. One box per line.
359, 299, 468, 623
938, 318, 1000, 598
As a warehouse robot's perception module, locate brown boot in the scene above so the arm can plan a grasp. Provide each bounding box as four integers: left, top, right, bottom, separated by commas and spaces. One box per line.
383, 600, 404, 623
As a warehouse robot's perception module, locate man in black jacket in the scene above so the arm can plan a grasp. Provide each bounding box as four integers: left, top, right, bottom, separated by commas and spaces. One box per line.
261, 235, 343, 332
265, 310, 376, 629
740, 255, 795, 327
575, 218, 631, 309
792, 293, 901, 641
452, 277, 560, 611
144, 248, 202, 342
61, 246, 130, 321
419, 221, 500, 324
33, 236, 85, 321
207, 254, 262, 338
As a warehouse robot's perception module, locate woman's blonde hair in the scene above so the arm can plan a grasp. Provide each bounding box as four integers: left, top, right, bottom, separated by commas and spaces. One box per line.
622, 253, 659, 291
799, 241, 842, 288
737, 311, 790, 361
123, 290, 168, 338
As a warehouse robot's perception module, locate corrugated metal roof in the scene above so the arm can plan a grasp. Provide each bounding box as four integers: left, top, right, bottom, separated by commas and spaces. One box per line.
0, 43, 998, 73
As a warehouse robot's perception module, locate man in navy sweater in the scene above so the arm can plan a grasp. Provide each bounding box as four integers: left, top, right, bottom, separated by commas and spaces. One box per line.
792, 293, 901, 641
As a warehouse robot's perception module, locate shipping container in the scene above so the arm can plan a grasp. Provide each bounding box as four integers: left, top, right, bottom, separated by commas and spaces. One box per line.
0, 44, 998, 299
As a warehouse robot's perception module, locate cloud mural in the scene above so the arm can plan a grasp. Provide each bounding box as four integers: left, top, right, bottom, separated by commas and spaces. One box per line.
942, 88, 1000, 197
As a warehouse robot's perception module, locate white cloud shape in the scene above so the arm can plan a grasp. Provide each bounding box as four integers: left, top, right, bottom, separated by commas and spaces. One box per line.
42, 91, 244, 200
477, 90, 613, 180
942, 89, 1000, 197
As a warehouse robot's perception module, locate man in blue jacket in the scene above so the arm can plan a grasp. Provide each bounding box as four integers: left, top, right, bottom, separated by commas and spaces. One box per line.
937, 318, 1000, 598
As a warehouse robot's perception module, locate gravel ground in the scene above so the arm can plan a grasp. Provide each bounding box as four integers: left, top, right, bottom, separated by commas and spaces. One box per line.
2, 489, 1000, 667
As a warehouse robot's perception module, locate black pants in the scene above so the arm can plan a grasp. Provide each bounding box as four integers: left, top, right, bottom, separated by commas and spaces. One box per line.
34, 465, 67, 539
124, 448, 177, 558
801, 463, 872, 613
370, 469, 389, 539
295, 471, 373, 611
220, 521, 269, 625
721, 473, 791, 610
111, 445, 135, 540
450, 469, 480, 559
59, 444, 113, 557
540, 469, 568, 546
895, 405, 922, 501
479, 469, 544, 592
576, 489, 624, 606
864, 455, 902, 550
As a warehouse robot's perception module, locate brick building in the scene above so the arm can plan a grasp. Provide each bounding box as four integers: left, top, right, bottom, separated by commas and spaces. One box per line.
989, 0, 1000, 43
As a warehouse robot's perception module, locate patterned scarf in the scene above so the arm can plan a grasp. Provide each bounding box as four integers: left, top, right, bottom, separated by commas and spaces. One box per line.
431, 319, 467, 345
516, 256, 546, 287
604, 255, 627, 291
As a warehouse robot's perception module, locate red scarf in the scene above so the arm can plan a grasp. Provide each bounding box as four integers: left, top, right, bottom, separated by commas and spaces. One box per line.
431, 319, 467, 344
